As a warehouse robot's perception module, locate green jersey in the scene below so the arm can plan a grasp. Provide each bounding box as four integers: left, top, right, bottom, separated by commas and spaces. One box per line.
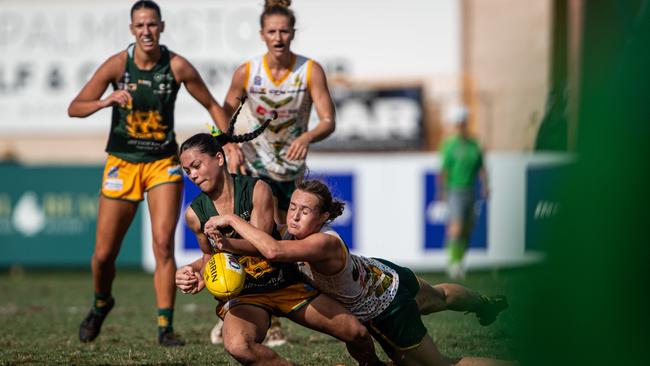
440, 135, 483, 190
189, 175, 301, 295
106, 44, 180, 162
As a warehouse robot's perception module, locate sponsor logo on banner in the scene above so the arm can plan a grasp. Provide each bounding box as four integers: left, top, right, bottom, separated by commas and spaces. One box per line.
0, 165, 142, 267
310, 86, 424, 151
423, 172, 487, 250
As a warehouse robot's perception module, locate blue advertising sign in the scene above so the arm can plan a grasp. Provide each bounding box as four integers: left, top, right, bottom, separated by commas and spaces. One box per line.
181, 172, 355, 250
307, 173, 355, 250
182, 176, 202, 250
423, 172, 487, 250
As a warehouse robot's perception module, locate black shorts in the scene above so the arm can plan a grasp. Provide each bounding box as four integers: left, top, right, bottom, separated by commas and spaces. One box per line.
365, 258, 428, 355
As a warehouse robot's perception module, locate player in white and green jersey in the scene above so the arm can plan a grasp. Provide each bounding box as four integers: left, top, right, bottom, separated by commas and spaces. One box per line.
222, 0, 336, 226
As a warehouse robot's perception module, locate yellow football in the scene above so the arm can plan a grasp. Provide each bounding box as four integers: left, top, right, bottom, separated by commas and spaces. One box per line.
203, 252, 246, 301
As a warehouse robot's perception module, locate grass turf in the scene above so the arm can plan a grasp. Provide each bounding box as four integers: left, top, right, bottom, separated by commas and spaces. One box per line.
0, 269, 518, 365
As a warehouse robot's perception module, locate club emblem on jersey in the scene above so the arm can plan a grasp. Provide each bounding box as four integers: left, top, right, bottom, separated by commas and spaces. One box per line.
254, 76, 262, 85
239, 256, 275, 279
126, 110, 167, 140
154, 73, 173, 82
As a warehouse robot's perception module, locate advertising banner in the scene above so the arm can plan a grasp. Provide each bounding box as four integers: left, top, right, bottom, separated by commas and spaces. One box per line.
526, 163, 570, 251
0, 0, 459, 136
311, 86, 425, 151
0, 164, 142, 268
422, 172, 487, 250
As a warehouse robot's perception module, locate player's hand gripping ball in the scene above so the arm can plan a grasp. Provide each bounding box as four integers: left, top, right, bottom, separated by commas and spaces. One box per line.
203, 252, 246, 300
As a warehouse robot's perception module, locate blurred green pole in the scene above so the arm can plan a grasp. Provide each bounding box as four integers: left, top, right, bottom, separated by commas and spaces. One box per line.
517, 0, 650, 365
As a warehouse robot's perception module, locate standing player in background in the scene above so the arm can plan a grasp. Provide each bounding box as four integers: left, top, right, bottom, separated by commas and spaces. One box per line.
217, 0, 336, 345
67, 0, 231, 346
437, 107, 489, 280
222, 0, 335, 225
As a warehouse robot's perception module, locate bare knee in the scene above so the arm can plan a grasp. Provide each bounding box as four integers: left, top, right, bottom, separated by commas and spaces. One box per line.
151, 235, 174, 262
224, 335, 257, 364
92, 246, 119, 268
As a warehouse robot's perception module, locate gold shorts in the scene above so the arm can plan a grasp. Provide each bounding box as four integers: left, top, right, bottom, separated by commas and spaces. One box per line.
216, 283, 319, 319
101, 154, 183, 202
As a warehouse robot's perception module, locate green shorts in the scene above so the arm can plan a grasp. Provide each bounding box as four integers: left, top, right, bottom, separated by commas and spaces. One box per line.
260, 177, 295, 211
364, 258, 427, 355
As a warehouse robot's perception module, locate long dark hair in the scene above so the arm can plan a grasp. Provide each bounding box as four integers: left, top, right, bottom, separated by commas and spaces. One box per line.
131, 0, 162, 20
296, 180, 344, 223
180, 94, 277, 156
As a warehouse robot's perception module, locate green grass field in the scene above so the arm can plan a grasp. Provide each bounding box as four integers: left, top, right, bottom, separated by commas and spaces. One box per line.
0, 269, 519, 365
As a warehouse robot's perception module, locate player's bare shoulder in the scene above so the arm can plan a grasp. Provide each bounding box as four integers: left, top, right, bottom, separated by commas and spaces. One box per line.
96, 50, 128, 81
185, 205, 202, 233
168, 50, 195, 81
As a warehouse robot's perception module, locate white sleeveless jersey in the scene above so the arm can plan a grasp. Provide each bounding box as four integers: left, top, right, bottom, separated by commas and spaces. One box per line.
234, 54, 314, 182
288, 226, 400, 322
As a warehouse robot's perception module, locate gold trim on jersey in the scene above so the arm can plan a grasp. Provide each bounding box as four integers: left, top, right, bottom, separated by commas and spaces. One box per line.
263, 54, 297, 87
306, 59, 314, 91
244, 61, 251, 90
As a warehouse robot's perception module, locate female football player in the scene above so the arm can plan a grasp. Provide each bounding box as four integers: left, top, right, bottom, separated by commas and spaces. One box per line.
67, 0, 231, 346
218, 0, 338, 346
175, 133, 386, 366
205, 180, 513, 366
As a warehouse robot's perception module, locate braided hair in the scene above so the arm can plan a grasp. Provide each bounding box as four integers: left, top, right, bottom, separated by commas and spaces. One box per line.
180, 94, 277, 156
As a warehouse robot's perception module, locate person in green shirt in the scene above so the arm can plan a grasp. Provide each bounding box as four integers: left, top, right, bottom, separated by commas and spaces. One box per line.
67, 0, 231, 346
437, 107, 489, 280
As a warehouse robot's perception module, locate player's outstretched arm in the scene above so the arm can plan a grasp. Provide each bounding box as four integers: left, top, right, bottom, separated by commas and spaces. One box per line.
206, 213, 338, 264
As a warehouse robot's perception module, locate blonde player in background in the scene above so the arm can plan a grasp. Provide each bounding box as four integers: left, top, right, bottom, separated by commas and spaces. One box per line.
67, 0, 231, 346
216, 0, 337, 346
205, 180, 511, 366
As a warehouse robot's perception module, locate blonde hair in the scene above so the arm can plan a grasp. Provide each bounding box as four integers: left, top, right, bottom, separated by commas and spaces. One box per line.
261, 0, 295, 28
